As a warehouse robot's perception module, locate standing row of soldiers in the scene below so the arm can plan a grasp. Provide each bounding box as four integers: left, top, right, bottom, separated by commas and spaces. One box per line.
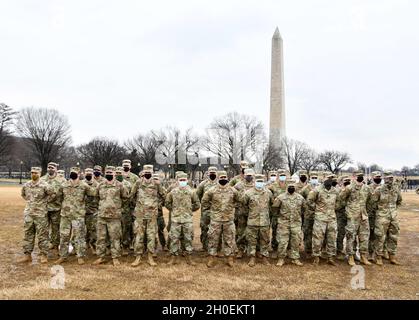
18, 159, 402, 267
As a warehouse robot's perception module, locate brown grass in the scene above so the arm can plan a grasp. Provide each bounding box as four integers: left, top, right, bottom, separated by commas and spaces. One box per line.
0, 185, 418, 300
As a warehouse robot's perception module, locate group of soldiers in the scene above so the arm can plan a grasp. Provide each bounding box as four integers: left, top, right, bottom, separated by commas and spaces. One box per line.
18, 159, 403, 268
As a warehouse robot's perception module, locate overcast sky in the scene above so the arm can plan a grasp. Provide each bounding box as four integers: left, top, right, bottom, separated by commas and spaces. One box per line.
1, 0, 418, 170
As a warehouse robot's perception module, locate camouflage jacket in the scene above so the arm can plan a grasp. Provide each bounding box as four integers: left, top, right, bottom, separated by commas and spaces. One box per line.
123, 171, 139, 186
268, 181, 288, 218
40, 174, 66, 211
60, 180, 96, 218
85, 179, 99, 215
307, 185, 339, 222
165, 186, 200, 224
21, 180, 55, 217
97, 180, 130, 219
234, 180, 255, 216
120, 180, 132, 214
366, 182, 382, 215
295, 181, 308, 194
371, 183, 402, 219
196, 179, 218, 201
242, 187, 273, 227
201, 185, 240, 222
272, 192, 306, 224
229, 174, 245, 187
339, 182, 371, 220
130, 179, 166, 220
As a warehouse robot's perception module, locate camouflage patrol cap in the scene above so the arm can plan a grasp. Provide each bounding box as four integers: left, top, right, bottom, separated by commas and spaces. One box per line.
324, 172, 335, 179
383, 171, 393, 178
244, 168, 255, 176
354, 170, 364, 177
269, 170, 277, 176
218, 171, 228, 178
175, 171, 185, 178
115, 166, 124, 173
240, 160, 249, 168
47, 162, 58, 168
177, 172, 188, 179
85, 168, 93, 174
93, 165, 102, 171
341, 175, 350, 181
31, 167, 42, 173
143, 164, 153, 173
371, 171, 382, 178
208, 166, 218, 173
277, 169, 287, 176
299, 170, 308, 177
254, 174, 265, 181
152, 173, 160, 180
286, 178, 296, 186
70, 167, 80, 173
122, 159, 131, 166
105, 166, 116, 172
310, 171, 318, 178
57, 169, 65, 174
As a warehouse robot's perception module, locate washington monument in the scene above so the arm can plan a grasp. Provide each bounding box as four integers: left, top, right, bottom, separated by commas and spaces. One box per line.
269, 27, 285, 150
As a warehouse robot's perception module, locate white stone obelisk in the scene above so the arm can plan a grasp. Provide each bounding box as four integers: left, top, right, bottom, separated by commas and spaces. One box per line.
269, 27, 285, 150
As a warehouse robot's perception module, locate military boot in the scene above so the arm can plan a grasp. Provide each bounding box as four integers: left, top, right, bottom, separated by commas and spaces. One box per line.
92, 257, 106, 265
207, 256, 216, 268
77, 258, 85, 265
276, 258, 285, 267
248, 257, 256, 267
112, 258, 120, 266
54, 257, 67, 264
17, 254, 32, 263
167, 255, 177, 265
185, 255, 196, 266
327, 258, 337, 266
348, 255, 356, 266
147, 252, 157, 266
271, 251, 278, 259
312, 256, 319, 266
360, 254, 371, 265
368, 252, 374, 261
375, 255, 383, 266
122, 248, 129, 256
227, 256, 234, 267
236, 250, 244, 259
291, 259, 303, 267
262, 256, 270, 266
50, 247, 59, 258
256, 252, 263, 259
389, 254, 401, 265
383, 251, 390, 260
39, 254, 48, 264
131, 256, 142, 267
336, 252, 346, 261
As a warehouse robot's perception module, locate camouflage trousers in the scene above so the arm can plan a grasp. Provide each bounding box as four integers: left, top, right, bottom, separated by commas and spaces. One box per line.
246, 225, 270, 257
345, 215, 370, 255
133, 218, 157, 255
235, 211, 248, 252
303, 213, 314, 254
374, 214, 399, 256
208, 220, 236, 257
85, 213, 97, 249
47, 210, 61, 249
270, 215, 279, 250
121, 212, 134, 249
368, 214, 388, 254
277, 219, 302, 260
96, 217, 122, 259
312, 219, 337, 258
59, 216, 86, 258
200, 210, 211, 250
336, 210, 347, 254
169, 221, 193, 255
23, 214, 49, 256
156, 211, 167, 249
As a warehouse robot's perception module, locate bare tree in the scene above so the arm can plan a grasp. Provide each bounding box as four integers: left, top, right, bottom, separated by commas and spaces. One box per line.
125, 132, 162, 168
262, 143, 284, 173
0, 103, 17, 160
281, 138, 309, 175
319, 150, 351, 174
15, 107, 71, 172
77, 137, 126, 169
299, 147, 320, 175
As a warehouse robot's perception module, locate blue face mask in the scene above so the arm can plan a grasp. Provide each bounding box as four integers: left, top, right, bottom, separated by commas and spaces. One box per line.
279, 176, 286, 182
255, 181, 265, 189
179, 181, 188, 187
310, 178, 318, 186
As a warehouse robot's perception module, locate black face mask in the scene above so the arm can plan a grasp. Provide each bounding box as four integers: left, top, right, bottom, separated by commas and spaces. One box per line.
219, 179, 228, 186
123, 167, 130, 172
144, 173, 152, 180
373, 178, 382, 184
85, 175, 92, 181
288, 187, 295, 194
356, 176, 364, 183
245, 176, 253, 183
94, 171, 101, 177
105, 174, 113, 181
332, 181, 338, 187
241, 168, 245, 174
300, 176, 307, 183
69, 172, 78, 180
209, 173, 216, 181
344, 181, 350, 186
324, 179, 332, 190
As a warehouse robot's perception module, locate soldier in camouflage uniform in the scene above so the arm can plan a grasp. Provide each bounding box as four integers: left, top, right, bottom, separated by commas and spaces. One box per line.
272, 180, 306, 267
242, 174, 273, 267
336, 175, 351, 260
371, 171, 402, 265
93, 165, 105, 183
57, 170, 65, 178
93, 166, 130, 266
116, 166, 133, 255
153, 173, 168, 251
131, 165, 166, 267
40, 162, 66, 256
267, 171, 278, 186
340, 171, 372, 266
18, 167, 55, 264
367, 171, 383, 260
233, 168, 255, 258
84, 168, 99, 253
165, 172, 200, 265
202, 171, 240, 268
196, 166, 218, 251
302, 171, 319, 256
229, 160, 249, 187
122, 159, 139, 250
55, 167, 96, 265
267, 169, 288, 257
307, 173, 339, 266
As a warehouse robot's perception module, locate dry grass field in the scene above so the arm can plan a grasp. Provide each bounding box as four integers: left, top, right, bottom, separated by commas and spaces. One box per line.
0, 185, 418, 300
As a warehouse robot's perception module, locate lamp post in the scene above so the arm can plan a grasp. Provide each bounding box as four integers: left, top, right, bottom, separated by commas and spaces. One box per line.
19, 161, 23, 184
